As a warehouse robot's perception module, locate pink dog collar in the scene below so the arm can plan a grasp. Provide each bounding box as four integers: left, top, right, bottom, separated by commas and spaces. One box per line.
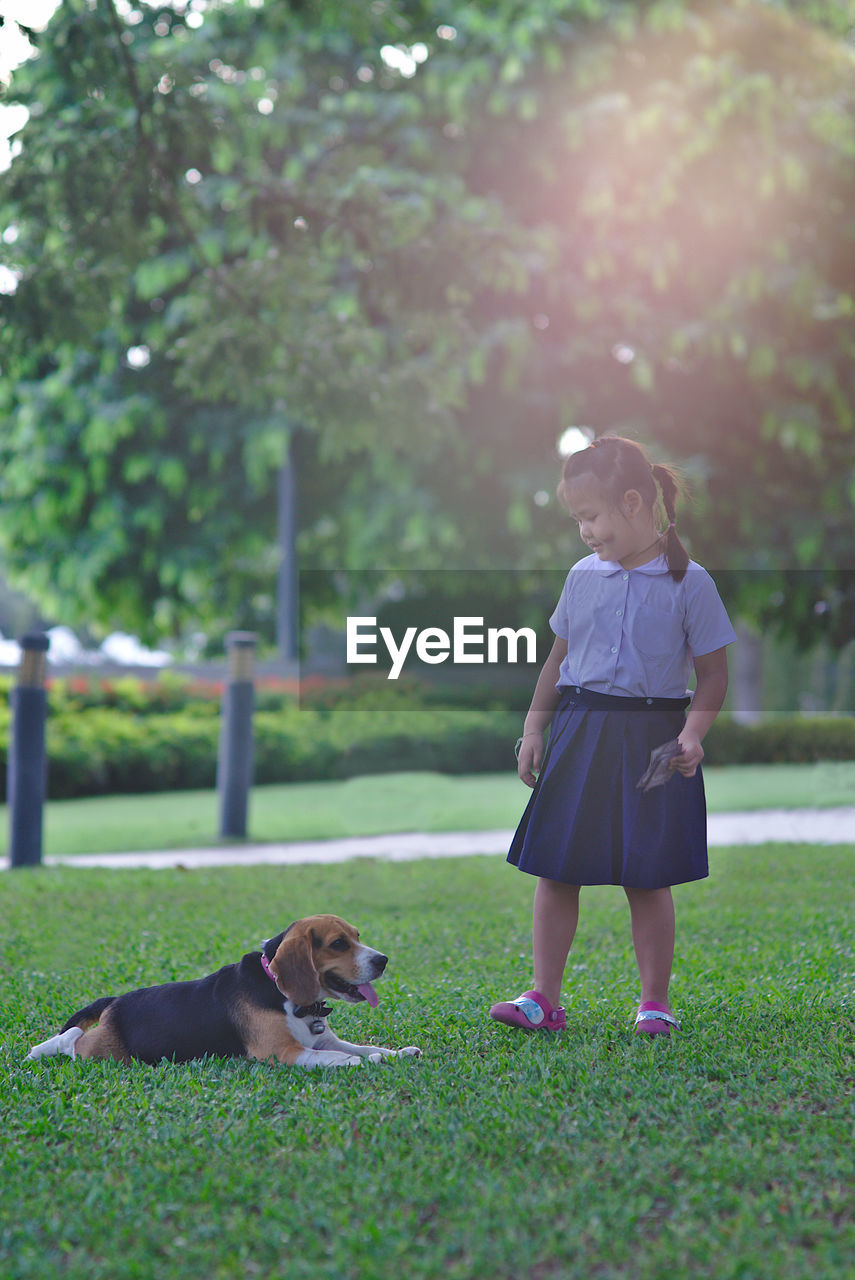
261, 950, 330, 1022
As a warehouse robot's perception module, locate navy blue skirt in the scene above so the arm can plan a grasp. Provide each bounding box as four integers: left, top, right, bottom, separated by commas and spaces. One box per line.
508, 687, 708, 890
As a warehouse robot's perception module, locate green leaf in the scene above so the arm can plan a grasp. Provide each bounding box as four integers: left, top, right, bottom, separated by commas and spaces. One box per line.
134, 251, 195, 301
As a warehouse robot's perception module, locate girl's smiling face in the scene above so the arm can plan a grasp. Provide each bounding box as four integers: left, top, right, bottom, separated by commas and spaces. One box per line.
563, 472, 655, 566
563, 474, 622, 559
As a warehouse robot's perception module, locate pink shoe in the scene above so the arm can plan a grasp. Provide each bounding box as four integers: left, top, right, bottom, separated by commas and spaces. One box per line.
634, 1001, 680, 1037
489, 990, 566, 1031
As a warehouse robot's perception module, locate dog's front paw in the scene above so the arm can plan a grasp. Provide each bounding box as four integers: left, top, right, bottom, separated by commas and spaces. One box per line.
397, 1045, 422, 1058
300, 1049, 363, 1069
365, 1052, 384, 1064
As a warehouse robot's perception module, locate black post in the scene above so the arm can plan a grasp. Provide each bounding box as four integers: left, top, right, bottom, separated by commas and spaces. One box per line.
217, 632, 256, 839
8, 632, 49, 868
276, 439, 299, 665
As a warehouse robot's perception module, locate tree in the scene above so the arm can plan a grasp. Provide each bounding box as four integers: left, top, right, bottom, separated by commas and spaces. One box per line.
0, 0, 529, 644
2, 0, 855, 649
428, 0, 855, 646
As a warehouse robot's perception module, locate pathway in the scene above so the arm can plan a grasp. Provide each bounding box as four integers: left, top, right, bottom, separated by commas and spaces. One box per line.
29, 805, 855, 871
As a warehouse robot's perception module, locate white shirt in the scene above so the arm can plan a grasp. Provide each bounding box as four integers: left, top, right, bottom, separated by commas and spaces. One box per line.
549, 553, 737, 699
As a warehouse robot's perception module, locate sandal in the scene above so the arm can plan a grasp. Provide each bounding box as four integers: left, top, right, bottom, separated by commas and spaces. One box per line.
489, 990, 566, 1032
634, 1001, 681, 1037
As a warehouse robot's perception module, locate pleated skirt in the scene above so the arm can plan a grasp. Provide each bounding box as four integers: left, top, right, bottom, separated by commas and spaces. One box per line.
507, 686, 708, 890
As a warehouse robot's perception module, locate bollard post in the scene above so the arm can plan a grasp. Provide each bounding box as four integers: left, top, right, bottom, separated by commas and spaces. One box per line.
8, 632, 50, 868
217, 631, 257, 839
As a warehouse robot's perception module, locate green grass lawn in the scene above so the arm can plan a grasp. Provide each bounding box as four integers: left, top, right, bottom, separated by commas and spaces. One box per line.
1, 760, 853, 858
1, 844, 851, 1279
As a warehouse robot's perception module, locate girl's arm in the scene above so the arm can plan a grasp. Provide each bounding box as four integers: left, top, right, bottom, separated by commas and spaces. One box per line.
672, 647, 729, 778
518, 636, 568, 788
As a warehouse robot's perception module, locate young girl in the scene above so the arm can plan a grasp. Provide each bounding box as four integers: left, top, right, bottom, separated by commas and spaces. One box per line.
490, 435, 736, 1037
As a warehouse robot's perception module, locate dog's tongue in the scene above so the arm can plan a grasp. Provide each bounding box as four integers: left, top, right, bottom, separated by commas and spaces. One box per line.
357, 982, 379, 1008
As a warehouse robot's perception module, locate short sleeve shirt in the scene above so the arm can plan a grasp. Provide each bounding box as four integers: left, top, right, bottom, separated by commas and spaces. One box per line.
549, 553, 737, 699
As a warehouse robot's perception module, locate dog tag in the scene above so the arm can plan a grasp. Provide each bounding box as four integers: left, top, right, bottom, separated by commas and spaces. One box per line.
309, 1018, 326, 1036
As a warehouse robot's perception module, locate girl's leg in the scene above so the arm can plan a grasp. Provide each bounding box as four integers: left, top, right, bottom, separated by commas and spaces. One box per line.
532, 877, 581, 1009
623, 885, 675, 1008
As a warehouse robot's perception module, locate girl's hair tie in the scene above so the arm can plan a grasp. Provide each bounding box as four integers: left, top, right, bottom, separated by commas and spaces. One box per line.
668, 521, 676, 529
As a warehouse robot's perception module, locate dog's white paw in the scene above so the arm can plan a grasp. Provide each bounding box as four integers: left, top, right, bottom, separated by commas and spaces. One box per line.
365, 1052, 384, 1064
397, 1045, 422, 1058
27, 1027, 83, 1061
300, 1049, 363, 1069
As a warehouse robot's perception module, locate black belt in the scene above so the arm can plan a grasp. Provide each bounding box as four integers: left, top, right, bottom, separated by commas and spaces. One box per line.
561, 685, 690, 712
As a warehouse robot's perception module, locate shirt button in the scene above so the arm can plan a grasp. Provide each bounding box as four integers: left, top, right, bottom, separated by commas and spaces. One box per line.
610, 646, 618, 654
622, 572, 629, 580
616, 609, 623, 617
646, 698, 653, 705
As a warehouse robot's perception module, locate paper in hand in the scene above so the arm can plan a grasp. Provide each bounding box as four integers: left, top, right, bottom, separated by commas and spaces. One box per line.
636, 738, 683, 792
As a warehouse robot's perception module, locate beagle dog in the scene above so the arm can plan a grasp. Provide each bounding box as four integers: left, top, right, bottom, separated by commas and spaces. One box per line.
27, 915, 421, 1070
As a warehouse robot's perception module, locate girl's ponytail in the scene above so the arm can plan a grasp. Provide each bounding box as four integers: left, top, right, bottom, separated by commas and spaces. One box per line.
651, 463, 690, 584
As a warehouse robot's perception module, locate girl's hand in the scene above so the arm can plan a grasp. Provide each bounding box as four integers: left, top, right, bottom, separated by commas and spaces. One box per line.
517, 734, 544, 788
671, 732, 704, 777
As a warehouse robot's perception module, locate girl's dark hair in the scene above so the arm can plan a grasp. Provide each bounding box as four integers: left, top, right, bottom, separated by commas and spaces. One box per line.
558, 435, 690, 583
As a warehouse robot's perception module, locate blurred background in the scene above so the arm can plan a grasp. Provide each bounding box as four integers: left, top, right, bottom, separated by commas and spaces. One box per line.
1, 0, 854, 720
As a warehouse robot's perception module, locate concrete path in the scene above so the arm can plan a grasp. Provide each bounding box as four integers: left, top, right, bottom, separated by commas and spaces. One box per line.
27, 806, 854, 871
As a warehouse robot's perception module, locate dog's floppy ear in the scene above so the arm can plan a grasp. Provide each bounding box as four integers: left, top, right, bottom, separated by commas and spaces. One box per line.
269, 924, 319, 1006
261, 929, 288, 959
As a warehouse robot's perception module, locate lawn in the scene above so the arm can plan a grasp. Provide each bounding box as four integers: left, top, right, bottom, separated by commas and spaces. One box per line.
2, 760, 853, 858
1, 843, 851, 1279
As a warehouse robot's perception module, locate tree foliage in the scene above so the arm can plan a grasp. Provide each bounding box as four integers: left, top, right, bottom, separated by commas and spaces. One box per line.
0, 0, 529, 640
455, 0, 855, 643
1, 0, 855, 647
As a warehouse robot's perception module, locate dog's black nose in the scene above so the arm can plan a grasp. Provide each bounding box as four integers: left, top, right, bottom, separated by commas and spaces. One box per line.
372, 953, 388, 976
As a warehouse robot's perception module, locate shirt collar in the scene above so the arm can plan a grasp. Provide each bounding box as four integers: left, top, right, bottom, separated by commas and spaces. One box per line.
587, 552, 670, 576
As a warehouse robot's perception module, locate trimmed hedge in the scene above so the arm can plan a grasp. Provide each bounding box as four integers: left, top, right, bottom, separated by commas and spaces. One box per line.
0, 673, 852, 799
703, 714, 855, 766
0, 703, 521, 800
44, 710, 221, 798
